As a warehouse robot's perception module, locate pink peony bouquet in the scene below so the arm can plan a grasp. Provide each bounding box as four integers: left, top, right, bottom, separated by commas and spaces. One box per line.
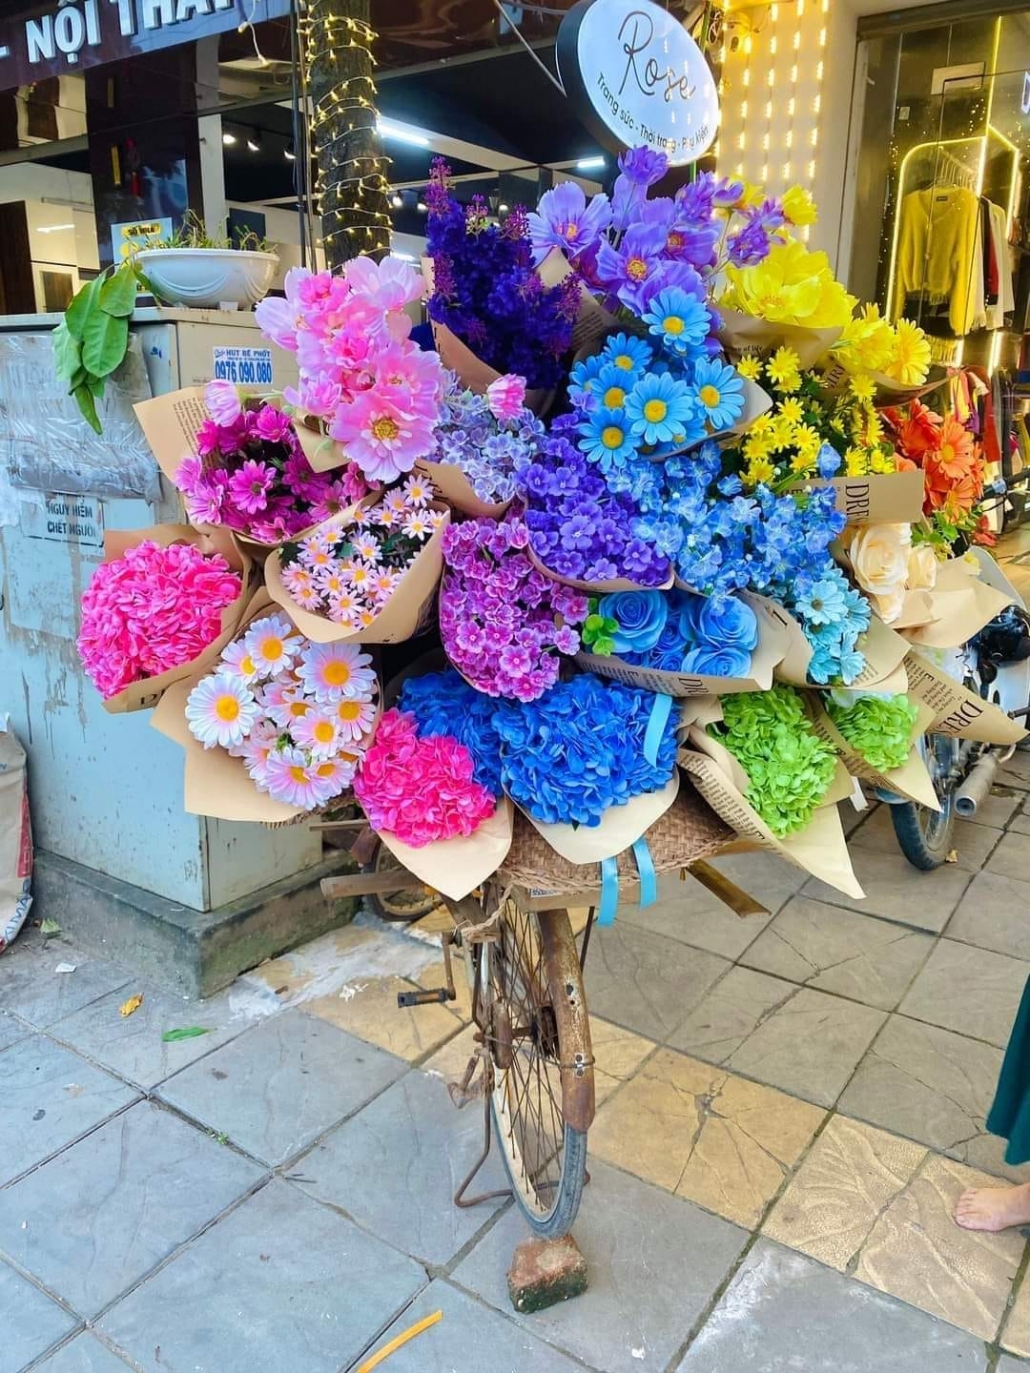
439, 509, 588, 700
185, 614, 378, 811
353, 707, 495, 846
255, 257, 448, 485
277, 476, 446, 629
78, 539, 242, 700
176, 382, 362, 546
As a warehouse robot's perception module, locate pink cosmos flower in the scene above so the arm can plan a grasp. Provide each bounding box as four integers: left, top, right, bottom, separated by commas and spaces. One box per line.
329, 394, 433, 484
205, 379, 242, 427
344, 255, 423, 314
486, 374, 527, 422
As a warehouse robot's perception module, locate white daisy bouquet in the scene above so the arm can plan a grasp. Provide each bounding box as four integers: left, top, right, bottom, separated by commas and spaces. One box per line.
266, 477, 451, 645
184, 612, 378, 811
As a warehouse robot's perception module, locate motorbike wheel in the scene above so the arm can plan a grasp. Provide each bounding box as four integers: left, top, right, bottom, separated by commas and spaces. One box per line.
889, 733, 960, 871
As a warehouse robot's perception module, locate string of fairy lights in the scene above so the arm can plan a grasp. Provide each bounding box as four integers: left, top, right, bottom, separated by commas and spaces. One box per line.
298, 3, 392, 262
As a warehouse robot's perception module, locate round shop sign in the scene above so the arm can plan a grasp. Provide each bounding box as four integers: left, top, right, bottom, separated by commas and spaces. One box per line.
557, 0, 720, 167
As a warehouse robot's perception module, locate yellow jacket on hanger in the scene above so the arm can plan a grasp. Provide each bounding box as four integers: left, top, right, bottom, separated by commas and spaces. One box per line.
895, 185, 980, 335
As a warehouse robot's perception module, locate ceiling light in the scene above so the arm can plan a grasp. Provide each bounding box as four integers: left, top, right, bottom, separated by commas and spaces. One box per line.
378, 120, 430, 148
284, 144, 296, 161
576, 155, 605, 169
246, 136, 260, 153
498, 202, 509, 212
391, 193, 403, 208
222, 130, 237, 146
416, 201, 427, 212
36, 222, 74, 234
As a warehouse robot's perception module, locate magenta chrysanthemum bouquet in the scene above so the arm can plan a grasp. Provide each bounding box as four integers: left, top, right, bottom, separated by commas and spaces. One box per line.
276, 477, 446, 630
255, 256, 447, 484
175, 382, 358, 546
78, 539, 242, 700
440, 509, 588, 701
353, 707, 495, 847
185, 614, 378, 812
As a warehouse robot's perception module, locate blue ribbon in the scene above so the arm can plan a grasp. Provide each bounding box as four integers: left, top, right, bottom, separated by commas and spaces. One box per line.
598, 857, 620, 926
643, 692, 674, 767
632, 837, 657, 909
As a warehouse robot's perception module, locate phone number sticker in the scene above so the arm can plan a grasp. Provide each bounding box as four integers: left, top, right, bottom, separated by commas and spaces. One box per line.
212, 347, 273, 386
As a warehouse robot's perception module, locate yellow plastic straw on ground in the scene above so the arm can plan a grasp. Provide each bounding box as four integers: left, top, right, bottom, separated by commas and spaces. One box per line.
357, 1310, 443, 1372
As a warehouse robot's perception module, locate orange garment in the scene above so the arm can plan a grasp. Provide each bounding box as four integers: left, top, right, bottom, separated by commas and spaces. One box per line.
895, 185, 980, 335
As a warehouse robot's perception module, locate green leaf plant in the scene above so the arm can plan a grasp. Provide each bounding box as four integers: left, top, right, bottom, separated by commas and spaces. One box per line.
55, 257, 142, 434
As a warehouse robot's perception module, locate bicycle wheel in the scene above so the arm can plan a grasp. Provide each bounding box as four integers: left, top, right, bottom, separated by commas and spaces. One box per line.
367, 841, 442, 923
890, 732, 959, 870
478, 893, 593, 1239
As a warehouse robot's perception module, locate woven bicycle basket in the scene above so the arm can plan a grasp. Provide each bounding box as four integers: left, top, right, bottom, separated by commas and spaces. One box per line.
497, 780, 733, 899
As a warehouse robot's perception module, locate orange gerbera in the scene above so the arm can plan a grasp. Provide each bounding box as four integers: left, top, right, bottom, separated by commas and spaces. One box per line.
934, 415, 975, 479
890, 400, 942, 461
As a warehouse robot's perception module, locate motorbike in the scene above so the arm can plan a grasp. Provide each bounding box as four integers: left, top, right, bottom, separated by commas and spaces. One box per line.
884, 533, 1030, 870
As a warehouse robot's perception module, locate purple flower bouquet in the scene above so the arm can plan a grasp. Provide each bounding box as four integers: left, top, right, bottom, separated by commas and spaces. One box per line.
440, 509, 589, 702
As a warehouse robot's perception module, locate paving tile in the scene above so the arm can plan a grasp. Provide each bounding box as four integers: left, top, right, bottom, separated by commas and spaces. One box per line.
674, 976, 885, 1107
839, 1015, 1007, 1169
0, 1035, 137, 1186
1008, 808, 1030, 836
453, 1159, 745, 1373
590, 1017, 656, 1105
33, 1334, 134, 1372
292, 1069, 505, 1267
414, 956, 474, 1021
0, 1101, 263, 1316
948, 871, 1030, 961
998, 1357, 1030, 1372
763, 1116, 926, 1270
582, 922, 729, 1042
616, 871, 773, 960
99, 1180, 425, 1373
303, 976, 463, 1062
420, 1022, 478, 1085
989, 831, 1030, 882
0, 1260, 78, 1373
967, 788, 1021, 829
741, 898, 934, 1010
802, 849, 972, 932
157, 1009, 404, 1165
676, 1239, 990, 1372
360, 1281, 589, 1372
899, 940, 1029, 1048
590, 1049, 824, 1228
669, 966, 797, 1064
0, 951, 130, 1029
1002, 1269, 1030, 1357
997, 750, 1030, 791
48, 983, 249, 1091
840, 798, 875, 836
850, 805, 1003, 873
0, 1010, 28, 1051
855, 1154, 1024, 1340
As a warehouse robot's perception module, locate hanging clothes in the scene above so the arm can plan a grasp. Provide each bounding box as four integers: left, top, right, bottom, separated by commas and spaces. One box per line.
986, 200, 1015, 328
895, 184, 981, 335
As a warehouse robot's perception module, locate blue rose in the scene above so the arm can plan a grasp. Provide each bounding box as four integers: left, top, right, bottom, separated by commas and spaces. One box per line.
682, 644, 753, 678
677, 592, 705, 643
598, 590, 668, 656
697, 595, 759, 652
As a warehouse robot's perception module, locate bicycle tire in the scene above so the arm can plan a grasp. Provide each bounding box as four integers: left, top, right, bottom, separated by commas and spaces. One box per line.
889, 733, 959, 870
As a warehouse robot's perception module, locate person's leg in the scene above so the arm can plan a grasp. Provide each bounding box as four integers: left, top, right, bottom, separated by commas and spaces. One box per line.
954, 1182, 1030, 1232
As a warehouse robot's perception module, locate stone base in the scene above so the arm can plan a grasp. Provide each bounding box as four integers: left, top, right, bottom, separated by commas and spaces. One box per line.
507, 1234, 589, 1313
33, 849, 359, 999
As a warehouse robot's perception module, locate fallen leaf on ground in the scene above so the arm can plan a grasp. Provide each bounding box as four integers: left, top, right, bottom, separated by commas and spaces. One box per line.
39, 918, 61, 936
162, 1026, 210, 1043
119, 993, 144, 1018
55, 963, 76, 974
946, 849, 958, 863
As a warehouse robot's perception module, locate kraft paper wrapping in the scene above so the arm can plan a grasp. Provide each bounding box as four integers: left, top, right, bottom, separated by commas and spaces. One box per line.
793, 468, 926, 526
707, 378, 773, 444
415, 458, 512, 519
293, 417, 350, 475
520, 774, 680, 865
0, 723, 32, 948
804, 694, 940, 810
678, 713, 863, 896
772, 610, 909, 692
574, 594, 787, 698
527, 542, 674, 595
265, 502, 450, 644
98, 524, 253, 715
536, 248, 620, 356
904, 650, 1027, 745
374, 797, 515, 901
817, 359, 951, 407
900, 559, 1012, 650
716, 308, 842, 370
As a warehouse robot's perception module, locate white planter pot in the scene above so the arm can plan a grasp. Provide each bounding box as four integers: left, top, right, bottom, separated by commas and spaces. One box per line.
135, 248, 278, 309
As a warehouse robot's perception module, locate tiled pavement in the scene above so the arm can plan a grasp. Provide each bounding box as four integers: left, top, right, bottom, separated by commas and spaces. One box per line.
9, 777, 1030, 1369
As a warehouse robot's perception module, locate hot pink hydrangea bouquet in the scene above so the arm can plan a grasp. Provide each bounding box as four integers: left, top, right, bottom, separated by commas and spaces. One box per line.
278, 475, 446, 629
255, 256, 448, 484
353, 707, 495, 846
175, 382, 361, 546
185, 614, 378, 811
78, 540, 242, 700
440, 509, 588, 700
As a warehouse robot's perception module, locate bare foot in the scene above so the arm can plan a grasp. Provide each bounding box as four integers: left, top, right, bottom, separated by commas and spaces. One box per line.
954, 1183, 1030, 1232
